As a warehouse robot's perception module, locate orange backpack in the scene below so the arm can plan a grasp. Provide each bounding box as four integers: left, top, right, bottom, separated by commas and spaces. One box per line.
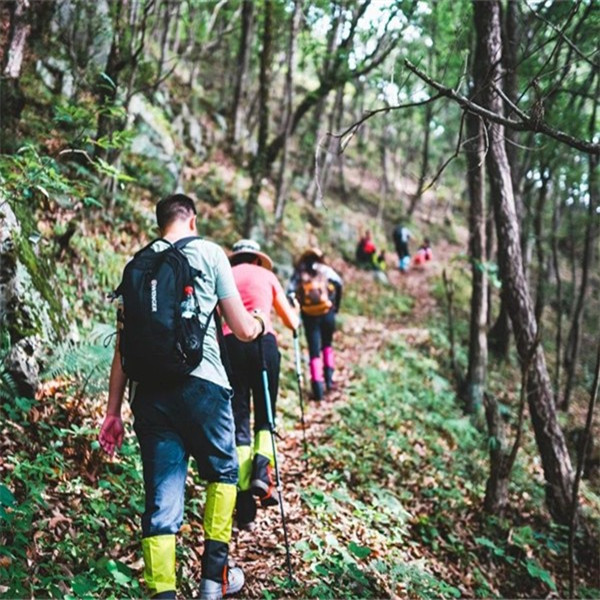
297, 269, 333, 316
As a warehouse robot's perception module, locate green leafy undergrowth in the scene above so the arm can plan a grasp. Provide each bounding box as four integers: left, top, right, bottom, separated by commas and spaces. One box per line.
342, 276, 414, 321
0, 384, 144, 599
286, 336, 597, 599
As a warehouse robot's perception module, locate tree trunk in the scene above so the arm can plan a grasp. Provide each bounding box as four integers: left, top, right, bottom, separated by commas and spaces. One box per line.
169, 0, 182, 56
153, 0, 171, 94
502, 0, 525, 252
483, 393, 510, 513
0, 0, 32, 149
551, 197, 563, 394
305, 9, 341, 203
229, 0, 254, 153
95, 0, 125, 161
485, 204, 495, 328
408, 99, 433, 217
244, 0, 272, 236
533, 170, 550, 323
465, 109, 488, 414
488, 296, 511, 358
378, 119, 391, 225
334, 78, 347, 197
311, 85, 343, 206
473, 0, 574, 525
2, 0, 31, 79
274, 0, 303, 225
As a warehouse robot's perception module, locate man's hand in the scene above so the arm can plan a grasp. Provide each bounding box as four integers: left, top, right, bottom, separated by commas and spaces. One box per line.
99, 415, 124, 456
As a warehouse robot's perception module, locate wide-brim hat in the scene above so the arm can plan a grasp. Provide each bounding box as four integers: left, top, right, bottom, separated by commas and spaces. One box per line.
229, 239, 273, 270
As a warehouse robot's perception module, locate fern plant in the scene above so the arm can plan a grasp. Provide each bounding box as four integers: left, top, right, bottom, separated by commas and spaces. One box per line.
43, 323, 115, 396
0, 329, 18, 401
0, 363, 18, 401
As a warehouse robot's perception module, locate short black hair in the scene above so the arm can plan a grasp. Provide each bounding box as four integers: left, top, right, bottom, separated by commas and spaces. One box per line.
230, 252, 260, 267
156, 194, 197, 230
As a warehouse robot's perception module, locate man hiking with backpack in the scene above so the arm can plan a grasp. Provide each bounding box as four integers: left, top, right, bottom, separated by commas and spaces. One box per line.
288, 248, 343, 400
98, 194, 265, 600
222, 239, 299, 531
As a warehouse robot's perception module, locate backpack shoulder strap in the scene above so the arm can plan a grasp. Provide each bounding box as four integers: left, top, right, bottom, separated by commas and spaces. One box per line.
172, 236, 205, 280
133, 238, 167, 258
174, 235, 203, 250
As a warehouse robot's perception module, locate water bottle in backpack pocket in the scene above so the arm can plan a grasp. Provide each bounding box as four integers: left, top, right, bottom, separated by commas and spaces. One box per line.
178, 285, 204, 366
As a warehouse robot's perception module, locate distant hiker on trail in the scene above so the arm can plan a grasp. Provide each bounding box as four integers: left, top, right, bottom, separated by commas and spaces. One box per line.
355, 230, 377, 267
372, 249, 390, 285
98, 194, 266, 600
393, 223, 412, 272
288, 248, 343, 400
412, 237, 433, 268
373, 249, 387, 272
223, 239, 299, 531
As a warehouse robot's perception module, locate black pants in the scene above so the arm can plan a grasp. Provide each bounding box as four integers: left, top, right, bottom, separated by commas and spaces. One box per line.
395, 241, 409, 259
224, 333, 280, 446
302, 309, 336, 359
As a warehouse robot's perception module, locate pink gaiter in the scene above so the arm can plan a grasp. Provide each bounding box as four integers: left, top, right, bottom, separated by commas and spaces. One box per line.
323, 346, 335, 369
310, 356, 324, 382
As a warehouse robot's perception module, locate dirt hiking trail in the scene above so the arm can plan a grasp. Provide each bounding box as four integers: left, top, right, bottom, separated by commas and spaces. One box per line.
228, 240, 460, 598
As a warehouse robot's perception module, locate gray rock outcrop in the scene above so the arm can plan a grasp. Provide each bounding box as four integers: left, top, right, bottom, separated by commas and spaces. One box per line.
0, 201, 62, 397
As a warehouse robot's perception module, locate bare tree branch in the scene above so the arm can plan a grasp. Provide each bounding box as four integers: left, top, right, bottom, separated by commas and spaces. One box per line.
404, 59, 600, 155
333, 94, 443, 140
525, 0, 600, 69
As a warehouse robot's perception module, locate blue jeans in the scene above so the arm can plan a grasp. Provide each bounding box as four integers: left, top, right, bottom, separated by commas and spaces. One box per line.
132, 376, 238, 537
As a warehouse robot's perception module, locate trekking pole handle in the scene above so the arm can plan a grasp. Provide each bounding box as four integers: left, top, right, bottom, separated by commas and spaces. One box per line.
287, 292, 298, 307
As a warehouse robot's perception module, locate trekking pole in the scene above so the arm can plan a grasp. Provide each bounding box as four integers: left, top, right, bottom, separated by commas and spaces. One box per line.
257, 334, 294, 583
292, 327, 309, 467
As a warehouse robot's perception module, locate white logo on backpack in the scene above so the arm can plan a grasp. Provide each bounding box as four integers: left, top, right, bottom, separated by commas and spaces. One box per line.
151, 279, 158, 312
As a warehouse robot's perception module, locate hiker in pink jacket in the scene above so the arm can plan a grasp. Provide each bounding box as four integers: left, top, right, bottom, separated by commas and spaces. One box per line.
222, 239, 299, 530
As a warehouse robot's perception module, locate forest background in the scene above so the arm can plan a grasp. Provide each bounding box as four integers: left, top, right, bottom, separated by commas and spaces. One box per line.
0, 0, 598, 598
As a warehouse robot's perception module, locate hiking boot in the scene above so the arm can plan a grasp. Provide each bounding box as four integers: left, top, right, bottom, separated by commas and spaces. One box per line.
250, 454, 278, 507
324, 367, 336, 392
235, 490, 256, 530
311, 380, 324, 401
198, 566, 245, 600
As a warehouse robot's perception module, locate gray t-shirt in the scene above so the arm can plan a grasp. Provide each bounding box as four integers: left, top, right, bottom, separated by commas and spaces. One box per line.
152, 237, 239, 389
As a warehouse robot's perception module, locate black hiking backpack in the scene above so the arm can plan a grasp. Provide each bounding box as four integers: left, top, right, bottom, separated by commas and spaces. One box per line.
115, 236, 215, 384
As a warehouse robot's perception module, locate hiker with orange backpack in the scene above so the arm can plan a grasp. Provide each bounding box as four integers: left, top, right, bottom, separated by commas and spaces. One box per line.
222, 240, 299, 531
287, 248, 343, 400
